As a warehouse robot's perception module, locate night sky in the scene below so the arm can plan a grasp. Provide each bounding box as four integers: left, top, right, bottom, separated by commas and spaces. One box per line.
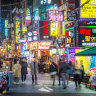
1, 0, 21, 18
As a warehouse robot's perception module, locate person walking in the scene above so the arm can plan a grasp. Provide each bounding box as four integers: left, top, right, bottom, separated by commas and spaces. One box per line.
49, 62, 57, 86
12, 60, 21, 84
21, 58, 28, 84
73, 61, 81, 88
59, 60, 68, 89
80, 61, 84, 83
30, 58, 38, 84
57, 59, 62, 86
67, 61, 73, 85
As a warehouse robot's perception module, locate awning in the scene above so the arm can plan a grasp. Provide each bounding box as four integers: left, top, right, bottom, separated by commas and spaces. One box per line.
75, 46, 96, 56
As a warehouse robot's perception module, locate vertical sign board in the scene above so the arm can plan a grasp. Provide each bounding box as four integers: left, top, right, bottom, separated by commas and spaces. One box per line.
39, 21, 51, 40
81, 0, 96, 18
16, 17, 20, 43
65, 22, 75, 47
25, 8, 31, 23
5, 20, 8, 37
50, 21, 58, 36
33, 21, 39, 41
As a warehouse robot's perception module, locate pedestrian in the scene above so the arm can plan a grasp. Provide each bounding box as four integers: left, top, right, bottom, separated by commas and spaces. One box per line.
59, 60, 68, 89
73, 60, 81, 88
57, 59, 62, 86
30, 58, 38, 84
0, 58, 3, 68
67, 61, 73, 85
12, 60, 21, 84
21, 58, 28, 84
80, 60, 84, 82
49, 62, 57, 86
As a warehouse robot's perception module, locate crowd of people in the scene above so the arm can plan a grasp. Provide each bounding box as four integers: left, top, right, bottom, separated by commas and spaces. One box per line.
49, 59, 84, 89
0, 57, 86, 90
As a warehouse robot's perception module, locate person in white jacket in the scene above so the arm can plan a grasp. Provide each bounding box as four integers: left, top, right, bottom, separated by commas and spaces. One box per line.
30, 58, 38, 84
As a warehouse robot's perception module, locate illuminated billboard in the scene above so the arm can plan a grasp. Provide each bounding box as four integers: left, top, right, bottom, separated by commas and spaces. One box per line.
65, 22, 75, 47
40, 0, 52, 5
50, 21, 58, 36
80, 0, 96, 18
16, 17, 20, 43
25, 8, 31, 23
78, 21, 96, 47
48, 10, 64, 21
39, 21, 51, 40
5, 20, 8, 37
39, 5, 57, 20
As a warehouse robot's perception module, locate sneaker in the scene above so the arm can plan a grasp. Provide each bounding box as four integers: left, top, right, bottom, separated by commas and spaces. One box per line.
23, 81, 25, 84
13, 82, 16, 84
16, 82, 20, 84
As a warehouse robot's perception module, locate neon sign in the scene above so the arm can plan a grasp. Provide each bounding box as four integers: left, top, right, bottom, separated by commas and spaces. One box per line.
39, 21, 51, 40
16, 17, 20, 43
5, 20, 8, 37
25, 8, 31, 24
41, 0, 51, 5
50, 21, 58, 36
49, 10, 64, 21
78, 21, 96, 47
32, 21, 38, 41
65, 23, 75, 47
38, 42, 51, 49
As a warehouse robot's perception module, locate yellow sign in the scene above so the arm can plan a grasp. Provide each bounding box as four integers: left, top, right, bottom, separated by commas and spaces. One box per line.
5, 20, 8, 28
85, 36, 96, 42
50, 21, 58, 36
81, 0, 96, 18
62, 22, 65, 36
67, 38, 71, 43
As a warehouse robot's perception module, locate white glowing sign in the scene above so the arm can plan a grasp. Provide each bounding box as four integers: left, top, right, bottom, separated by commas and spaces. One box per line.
38, 42, 51, 49
28, 32, 32, 36
49, 10, 64, 21
41, 0, 51, 5
52, 49, 57, 54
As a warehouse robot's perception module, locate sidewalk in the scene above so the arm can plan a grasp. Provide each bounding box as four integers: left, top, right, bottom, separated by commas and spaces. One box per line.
7, 70, 96, 94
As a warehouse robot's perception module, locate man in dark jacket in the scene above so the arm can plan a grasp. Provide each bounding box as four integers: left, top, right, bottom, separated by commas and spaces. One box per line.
59, 60, 68, 89
50, 62, 57, 86
21, 58, 28, 84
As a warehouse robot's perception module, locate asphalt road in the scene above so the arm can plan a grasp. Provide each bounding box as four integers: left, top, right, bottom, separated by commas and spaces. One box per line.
3, 93, 96, 96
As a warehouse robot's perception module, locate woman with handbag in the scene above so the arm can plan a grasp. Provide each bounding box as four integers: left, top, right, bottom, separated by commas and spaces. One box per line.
49, 62, 57, 86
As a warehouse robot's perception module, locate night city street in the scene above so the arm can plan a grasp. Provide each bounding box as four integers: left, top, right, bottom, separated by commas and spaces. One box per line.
0, 0, 96, 96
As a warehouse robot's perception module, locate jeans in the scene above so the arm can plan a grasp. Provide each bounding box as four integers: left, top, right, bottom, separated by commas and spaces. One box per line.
32, 75, 37, 84
21, 75, 26, 82
74, 74, 81, 87
61, 73, 67, 88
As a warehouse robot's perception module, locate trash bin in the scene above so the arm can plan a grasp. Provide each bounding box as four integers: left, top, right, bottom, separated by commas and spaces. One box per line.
7, 71, 13, 87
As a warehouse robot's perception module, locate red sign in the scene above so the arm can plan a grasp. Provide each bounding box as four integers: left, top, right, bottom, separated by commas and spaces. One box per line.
39, 21, 51, 41
33, 31, 38, 35
79, 29, 91, 35
65, 31, 69, 37
60, 45, 64, 48
68, 0, 76, 10
43, 22, 48, 40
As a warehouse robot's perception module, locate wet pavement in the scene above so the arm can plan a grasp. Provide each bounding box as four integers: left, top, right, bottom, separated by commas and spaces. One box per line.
3, 69, 96, 96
